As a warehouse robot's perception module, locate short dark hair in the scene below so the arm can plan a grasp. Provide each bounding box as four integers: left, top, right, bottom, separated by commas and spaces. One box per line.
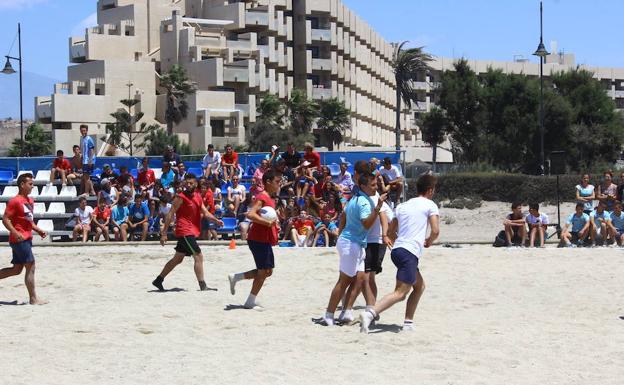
225, 144, 232, 149
184, 173, 197, 180
16, 173, 33, 187
73, 145, 80, 151
78, 196, 87, 203
416, 174, 437, 195
575, 202, 584, 210
120, 166, 128, 171
357, 172, 375, 187
383, 157, 392, 164
56, 150, 64, 156
208, 144, 214, 149
262, 168, 282, 184
529, 203, 539, 211
80, 124, 88, 130
511, 201, 522, 210
134, 194, 143, 200
354, 160, 371, 175
615, 201, 622, 208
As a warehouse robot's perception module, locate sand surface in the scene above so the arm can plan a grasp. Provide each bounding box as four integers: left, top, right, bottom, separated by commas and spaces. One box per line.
0, 244, 622, 385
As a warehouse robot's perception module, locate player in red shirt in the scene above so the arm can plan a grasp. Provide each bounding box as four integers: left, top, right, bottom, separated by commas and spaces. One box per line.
221, 144, 239, 182
0, 173, 48, 305
92, 198, 112, 242
152, 172, 223, 292
228, 169, 282, 309
137, 157, 156, 197
50, 149, 72, 186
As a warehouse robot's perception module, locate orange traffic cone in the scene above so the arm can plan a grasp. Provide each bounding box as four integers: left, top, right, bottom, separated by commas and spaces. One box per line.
229, 239, 236, 250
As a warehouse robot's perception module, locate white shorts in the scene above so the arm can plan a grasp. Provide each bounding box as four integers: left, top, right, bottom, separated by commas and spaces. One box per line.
336, 237, 365, 277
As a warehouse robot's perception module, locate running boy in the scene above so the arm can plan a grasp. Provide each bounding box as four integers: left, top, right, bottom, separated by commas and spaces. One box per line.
0, 173, 48, 304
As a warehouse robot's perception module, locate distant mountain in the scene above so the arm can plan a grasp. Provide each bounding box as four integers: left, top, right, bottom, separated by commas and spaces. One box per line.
0, 71, 60, 120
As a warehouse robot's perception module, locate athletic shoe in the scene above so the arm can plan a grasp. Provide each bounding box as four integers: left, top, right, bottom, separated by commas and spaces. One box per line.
338, 310, 354, 324
243, 303, 265, 311
228, 274, 236, 295
359, 311, 374, 333
152, 278, 164, 292
402, 323, 415, 332
321, 315, 334, 326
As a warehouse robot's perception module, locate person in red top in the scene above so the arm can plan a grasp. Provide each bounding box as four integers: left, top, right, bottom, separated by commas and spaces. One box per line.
228, 169, 282, 309
303, 142, 321, 172
137, 157, 156, 197
289, 210, 316, 247
0, 173, 48, 305
92, 198, 112, 242
221, 144, 239, 182
199, 180, 218, 241
152, 172, 223, 292
50, 149, 72, 185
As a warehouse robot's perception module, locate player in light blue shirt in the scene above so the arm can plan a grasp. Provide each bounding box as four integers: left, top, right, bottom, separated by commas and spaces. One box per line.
561, 203, 590, 247
607, 201, 624, 246
590, 201, 610, 246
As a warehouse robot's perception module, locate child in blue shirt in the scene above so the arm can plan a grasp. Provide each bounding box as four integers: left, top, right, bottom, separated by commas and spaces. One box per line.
561, 203, 590, 247
313, 213, 339, 247
607, 201, 624, 246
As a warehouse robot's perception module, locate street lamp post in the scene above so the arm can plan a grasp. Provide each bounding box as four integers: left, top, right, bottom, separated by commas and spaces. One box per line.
2, 23, 24, 155
533, 2, 549, 175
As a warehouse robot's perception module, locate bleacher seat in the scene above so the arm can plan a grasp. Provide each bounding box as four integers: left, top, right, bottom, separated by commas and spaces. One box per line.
28, 186, 40, 198
188, 168, 202, 177
0, 221, 8, 236
217, 217, 238, 234
17, 170, 34, 179
242, 182, 251, 192
59, 185, 77, 198
130, 169, 138, 179
0, 202, 5, 215
1, 186, 18, 198
37, 220, 54, 233
40, 185, 58, 197
35, 170, 51, 183
153, 169, 163, 180
33, 203, 46, 214
0, 171, 13, 183
328, 163, 341, 177
47, 202, 66, 214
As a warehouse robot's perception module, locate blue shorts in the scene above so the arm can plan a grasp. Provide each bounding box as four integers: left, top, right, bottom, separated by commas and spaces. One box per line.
248, 240, 275, 270
83, 164, 94, 175
390, 247, 419, 285
10, 239, 35, 265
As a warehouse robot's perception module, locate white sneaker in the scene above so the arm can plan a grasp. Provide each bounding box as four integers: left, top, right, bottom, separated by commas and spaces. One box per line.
338, 310, 354, 323
321, 315, 334, 326
243, 301, 264, 311
228, 274, 236, 295
359, 311, 374, 333
402, 323, 415, 331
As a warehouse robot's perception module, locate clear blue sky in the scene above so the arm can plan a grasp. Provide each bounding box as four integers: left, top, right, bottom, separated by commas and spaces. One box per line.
1, 0, 623, 118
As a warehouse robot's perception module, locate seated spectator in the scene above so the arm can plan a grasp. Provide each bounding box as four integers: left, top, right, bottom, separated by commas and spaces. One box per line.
336, 162, 354, 193
116, 166, 134, 186
275, 159, 295, 197
503, 201, 527, 247
177, 162, 188, 180
158, 195, 174, 232
617, 171, 624, 202
160, 161, 176, 193
66, 145, 83, 185
590, 201, 610, 246
266, 144, 280, 166
608, 201, 624, 246
111, 197, 129, 241
72, 196, 93, 242
200, 180, 218, 241
127, 194, 149, 241
137, 157, 156, 198
526, 202, 548, 248
163, 145, 181, 173
303, 142, 321, 174
206, 178, 222, 213
281, 142, 302, 170
312, 213, 339, 247
100, 164, 119, 187
50, 149, 72, 186
226, 176, 246, 216
92, 199, 111, 242
118, 174, 135, 201
560, 203, 590, 247
597, 170, 617, 212
202, 144, 221, 179
289, 210, 316, 247
147, 199, 160, 238
253, 159, 270, 194
378, 157, 403, 207
98, 179, 118, 207
237, 194, 253, 241
221, 144, 239, 182
278, 197, 298, 229
304, 194, 322, 218
295, 162, 316, 204
321, 193, 341, 222
575, 174, 595, 215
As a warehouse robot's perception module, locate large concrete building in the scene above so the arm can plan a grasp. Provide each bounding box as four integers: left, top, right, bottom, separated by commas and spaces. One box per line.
35, 0, 412, 155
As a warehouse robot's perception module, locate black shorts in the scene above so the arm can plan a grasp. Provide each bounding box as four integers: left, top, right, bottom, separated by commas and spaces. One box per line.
175, 236, 202, 256
365, 243, 387, 274
248, 240, 275, 270
10, 239, 35, 265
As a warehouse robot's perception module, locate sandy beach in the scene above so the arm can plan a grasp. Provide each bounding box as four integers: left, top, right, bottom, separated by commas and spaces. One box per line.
0, 243, 622, 385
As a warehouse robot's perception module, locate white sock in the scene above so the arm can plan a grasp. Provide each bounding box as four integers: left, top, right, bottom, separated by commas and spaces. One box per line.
233, 273, 244, 282
245, 294, 257, 307
324, 311, 335, 325
367, 308, 377, 318
340, 309, 353, 320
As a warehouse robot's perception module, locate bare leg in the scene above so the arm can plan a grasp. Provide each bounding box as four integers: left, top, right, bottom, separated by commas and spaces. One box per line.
60, 170, 67, 185
372, 280, 412, 316
158, 252, 185, 279
141, 223, 148, 241
0, 264, 23, 279
250, 268, 272, 296
121, 224, 128, 241
24, 263, 47, 305
192, 253, 205, 283
404, 271, 425, 321
326, 272, 355, 314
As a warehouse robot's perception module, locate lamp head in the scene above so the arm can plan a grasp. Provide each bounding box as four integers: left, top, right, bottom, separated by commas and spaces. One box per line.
1, 57, 16, 75
533, 42, 549, 58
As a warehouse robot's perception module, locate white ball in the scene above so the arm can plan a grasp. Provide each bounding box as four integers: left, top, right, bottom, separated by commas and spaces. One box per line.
259, 206, 277, 222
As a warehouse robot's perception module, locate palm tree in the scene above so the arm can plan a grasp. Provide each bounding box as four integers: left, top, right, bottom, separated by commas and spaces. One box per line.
159, 65, 197, 135
392, 42, 433, 151
317, 98, 350, 151
420, 106, 448, 172
286, 88, 319, 136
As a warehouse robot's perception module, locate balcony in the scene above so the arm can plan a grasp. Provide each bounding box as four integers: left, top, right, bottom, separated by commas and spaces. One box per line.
246, 11, 269, 27
70, 40, 87, 62
223, 66, 249, 83
35, 97, 52, 120
312, 87, 333, 100
312, 58, 332, 71
311, 28, 332, 42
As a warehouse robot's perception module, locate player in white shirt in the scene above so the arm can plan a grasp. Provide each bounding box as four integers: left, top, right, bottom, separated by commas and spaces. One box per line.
359, 174, 440, 333
525, 202, 549, 247
202, 144, 221, 179
72, 196, 94, 242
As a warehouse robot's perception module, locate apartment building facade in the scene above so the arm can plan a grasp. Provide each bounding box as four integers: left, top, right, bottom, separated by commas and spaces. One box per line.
35, 0, 411, 154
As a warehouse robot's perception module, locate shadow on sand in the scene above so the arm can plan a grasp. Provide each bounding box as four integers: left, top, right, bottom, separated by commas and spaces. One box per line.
147, 288, 187, 293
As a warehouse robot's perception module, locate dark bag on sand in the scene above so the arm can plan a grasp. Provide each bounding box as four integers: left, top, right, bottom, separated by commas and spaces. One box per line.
493, 230, 507, 247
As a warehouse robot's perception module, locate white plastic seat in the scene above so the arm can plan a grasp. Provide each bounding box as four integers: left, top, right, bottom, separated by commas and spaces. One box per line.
47, 202, 66, 214
0, 202, 5, 215
35, 170, 51, 182
59, 185, 77, 197
1, 186, 18, 198
0, 220, 8, 235
33, 203, 46, 214
40, 185, 58, 197
17, 170, 34, 178
28, 186, 40, 198
153, 169, 163, 180
37, 220, 54, 233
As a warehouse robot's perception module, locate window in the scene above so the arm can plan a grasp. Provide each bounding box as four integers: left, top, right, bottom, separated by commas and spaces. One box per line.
197, 114, 205, 127
310, 46, 320, 58
211, 120, 225, 137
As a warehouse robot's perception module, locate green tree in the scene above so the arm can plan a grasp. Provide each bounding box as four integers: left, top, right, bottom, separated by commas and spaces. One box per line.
391, 42, 433, 150
248, 94, 289, 152
317, 98, 350, 151
101, 99, 160, 156
9, 123, 52, 156
141, 128, 192, 156
159, 64, 197, 135
286, 88, 319, 136
419, 107, 448, 172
